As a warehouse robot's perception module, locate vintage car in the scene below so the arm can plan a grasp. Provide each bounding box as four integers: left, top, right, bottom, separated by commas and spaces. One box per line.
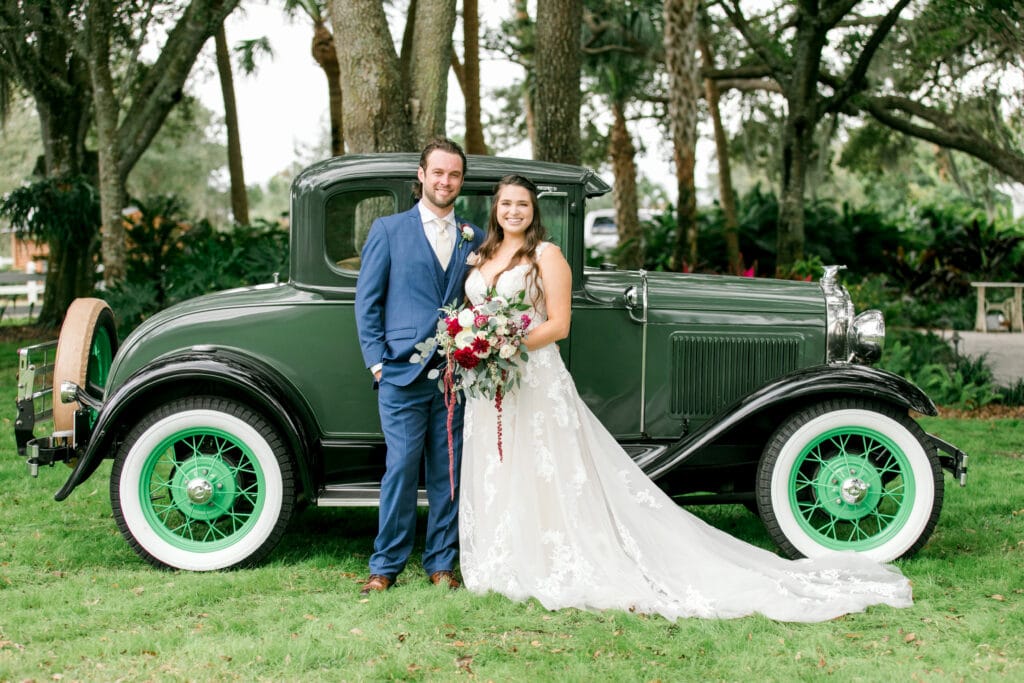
15, 154, 967, 572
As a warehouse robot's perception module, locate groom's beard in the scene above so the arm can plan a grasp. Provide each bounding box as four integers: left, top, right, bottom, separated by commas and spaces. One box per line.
423, 184, 459, 210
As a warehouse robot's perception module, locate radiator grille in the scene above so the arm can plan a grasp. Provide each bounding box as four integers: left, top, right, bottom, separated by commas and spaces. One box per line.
670, 335, 802, 417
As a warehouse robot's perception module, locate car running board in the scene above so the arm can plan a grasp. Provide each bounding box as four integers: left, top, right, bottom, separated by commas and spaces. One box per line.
316, 483, 429, 507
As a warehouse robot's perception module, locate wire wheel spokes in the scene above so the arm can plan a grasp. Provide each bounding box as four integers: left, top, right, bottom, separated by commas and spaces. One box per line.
141, 427, 266, 551
790, 427, 914, 551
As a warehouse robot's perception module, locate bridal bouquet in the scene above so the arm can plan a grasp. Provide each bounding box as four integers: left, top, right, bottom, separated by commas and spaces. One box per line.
412, 288, 533, 493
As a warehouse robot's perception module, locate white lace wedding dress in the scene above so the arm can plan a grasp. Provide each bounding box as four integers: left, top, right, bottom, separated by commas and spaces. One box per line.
459, 244, 913, 623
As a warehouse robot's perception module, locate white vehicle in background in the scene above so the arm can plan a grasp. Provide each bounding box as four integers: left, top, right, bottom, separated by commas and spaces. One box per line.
583, 208, 657, 252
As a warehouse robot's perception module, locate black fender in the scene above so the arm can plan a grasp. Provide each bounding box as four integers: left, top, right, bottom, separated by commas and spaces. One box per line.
54, 347, 319, 501
642, 364, 937, 481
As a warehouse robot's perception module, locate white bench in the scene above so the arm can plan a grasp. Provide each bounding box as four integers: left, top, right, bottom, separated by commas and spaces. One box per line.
972, 282, 1024, 332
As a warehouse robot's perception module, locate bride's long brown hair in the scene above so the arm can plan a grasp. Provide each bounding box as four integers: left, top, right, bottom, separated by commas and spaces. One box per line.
476, 174, 547, 302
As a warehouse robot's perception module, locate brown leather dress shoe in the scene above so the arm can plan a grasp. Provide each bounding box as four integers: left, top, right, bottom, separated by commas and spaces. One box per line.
359, 574, 393, 595
429, 570, 460, 590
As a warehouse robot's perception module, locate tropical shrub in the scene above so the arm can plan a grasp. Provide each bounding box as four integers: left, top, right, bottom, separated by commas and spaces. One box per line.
102, 195, 288, 334
876, 329, 1009, 409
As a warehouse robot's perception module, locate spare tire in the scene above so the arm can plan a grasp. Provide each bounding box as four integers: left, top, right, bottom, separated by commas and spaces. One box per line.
53, 298, 118, 433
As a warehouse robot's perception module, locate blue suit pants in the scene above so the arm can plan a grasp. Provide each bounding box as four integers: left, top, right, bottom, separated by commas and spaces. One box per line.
370, 376, 464, 578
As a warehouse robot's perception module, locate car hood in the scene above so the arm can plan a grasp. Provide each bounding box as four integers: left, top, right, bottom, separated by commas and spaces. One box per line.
583, 270, 824, 315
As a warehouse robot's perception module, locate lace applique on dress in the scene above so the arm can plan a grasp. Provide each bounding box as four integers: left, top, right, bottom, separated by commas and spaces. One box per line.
531, 411, 556, 483
617, 470, 664, 509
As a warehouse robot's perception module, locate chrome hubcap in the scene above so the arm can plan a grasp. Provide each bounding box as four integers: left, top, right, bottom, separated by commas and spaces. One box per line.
840, 477, 869, 504
186, 477, 214, 504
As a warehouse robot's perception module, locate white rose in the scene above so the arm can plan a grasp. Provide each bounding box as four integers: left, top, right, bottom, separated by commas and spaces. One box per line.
461, 225, 474, 241
457, 308, 476, 327
499, 344, 516, 359
454, 329, 476, 348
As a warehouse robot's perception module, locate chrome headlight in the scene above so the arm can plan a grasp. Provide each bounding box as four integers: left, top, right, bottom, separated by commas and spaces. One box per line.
820, 265, 885, 365
850, 309, 885, 363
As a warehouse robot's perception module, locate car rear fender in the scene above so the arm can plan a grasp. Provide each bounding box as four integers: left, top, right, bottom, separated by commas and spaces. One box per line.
54, 347, 318, 501
641, 364, 938, 480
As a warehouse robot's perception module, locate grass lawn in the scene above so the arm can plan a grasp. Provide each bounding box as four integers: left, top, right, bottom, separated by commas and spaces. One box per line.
1, 337, 1022, 681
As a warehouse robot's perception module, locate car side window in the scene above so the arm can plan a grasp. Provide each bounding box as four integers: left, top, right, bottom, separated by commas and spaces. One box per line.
453, 188, 568, 247
538, 192, 568, 247
325, 189, 397, 273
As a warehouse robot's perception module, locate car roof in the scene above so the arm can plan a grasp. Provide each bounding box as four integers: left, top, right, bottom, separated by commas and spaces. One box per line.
294, 153, 612, 198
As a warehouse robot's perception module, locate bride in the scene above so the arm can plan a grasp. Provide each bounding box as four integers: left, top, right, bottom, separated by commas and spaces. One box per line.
458, 174, 913, 623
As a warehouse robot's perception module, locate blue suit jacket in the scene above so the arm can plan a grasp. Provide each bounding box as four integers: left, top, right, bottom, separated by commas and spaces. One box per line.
355, 205, 485, 387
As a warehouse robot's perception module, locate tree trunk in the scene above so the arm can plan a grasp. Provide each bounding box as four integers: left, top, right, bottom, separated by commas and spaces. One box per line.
462, 0, 486, 154
663, 0, 700, 271
406, 0, 457, 145
311, 18, 344, 156
215, 24, 249, 225
39, 237, 96, 329
774, 11, 827, 274
85, 0, 127, 285
609, 102, 642, 270
328, 0, 414, 152
9, 3, 96, 325
777, 118, 812, 272
535, 0, 583, 164
700, 34, 740, 274
33, 98, 96, 326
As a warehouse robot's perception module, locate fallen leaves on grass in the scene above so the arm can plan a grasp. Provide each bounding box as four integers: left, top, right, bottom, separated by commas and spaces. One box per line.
0, 638, 25, 651
455, 655, 473, 674
936, 405, 1024, 419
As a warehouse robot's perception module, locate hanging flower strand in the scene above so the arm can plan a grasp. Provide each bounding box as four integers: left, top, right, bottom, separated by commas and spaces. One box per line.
411, 287, 532, 484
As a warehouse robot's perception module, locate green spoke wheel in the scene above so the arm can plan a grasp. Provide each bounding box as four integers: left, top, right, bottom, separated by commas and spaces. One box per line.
756, 400, 943, 562
111, 397, 295, 570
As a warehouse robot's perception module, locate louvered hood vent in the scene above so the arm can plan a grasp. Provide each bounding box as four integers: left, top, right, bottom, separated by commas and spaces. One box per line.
670, 334, 802, 417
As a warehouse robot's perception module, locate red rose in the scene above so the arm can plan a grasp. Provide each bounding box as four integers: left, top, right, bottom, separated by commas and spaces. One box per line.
474, 314, 489, 328
445, 317, 462, 336
453, 346, 480, 369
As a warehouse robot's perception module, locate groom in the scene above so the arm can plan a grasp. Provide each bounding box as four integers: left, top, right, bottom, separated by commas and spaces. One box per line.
354, 138, 484, 594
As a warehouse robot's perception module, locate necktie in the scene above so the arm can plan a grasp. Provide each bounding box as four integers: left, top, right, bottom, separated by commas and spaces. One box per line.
436, 219, 452, 269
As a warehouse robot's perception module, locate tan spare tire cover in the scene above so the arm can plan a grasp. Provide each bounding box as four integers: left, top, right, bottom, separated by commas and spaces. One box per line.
53, 298, 118, 433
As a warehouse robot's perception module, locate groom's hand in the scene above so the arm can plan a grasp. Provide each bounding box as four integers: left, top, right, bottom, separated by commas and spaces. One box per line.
374, 370, 382, 382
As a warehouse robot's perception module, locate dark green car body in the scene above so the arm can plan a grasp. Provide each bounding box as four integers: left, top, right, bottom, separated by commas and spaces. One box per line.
15, 154, 967, 570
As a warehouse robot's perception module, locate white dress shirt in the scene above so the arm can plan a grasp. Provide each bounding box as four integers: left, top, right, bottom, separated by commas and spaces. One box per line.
419, 203, 456, 266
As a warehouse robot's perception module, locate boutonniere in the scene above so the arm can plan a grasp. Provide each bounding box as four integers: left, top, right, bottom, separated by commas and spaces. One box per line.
466, 251, 481, 266
459, 223, 474, 246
